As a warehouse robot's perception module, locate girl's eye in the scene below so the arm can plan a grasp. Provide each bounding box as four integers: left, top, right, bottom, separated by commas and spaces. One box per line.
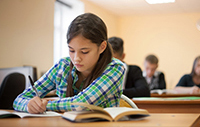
69, 50, 75, 53
82, 51, 89, 54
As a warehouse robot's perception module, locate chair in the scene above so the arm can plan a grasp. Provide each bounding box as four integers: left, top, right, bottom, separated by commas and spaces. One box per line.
0, 73, 25, 109
120, 94, 138, 109
0, 66, 37, 89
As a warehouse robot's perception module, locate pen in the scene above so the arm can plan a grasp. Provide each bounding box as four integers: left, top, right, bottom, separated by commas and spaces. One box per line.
28, 75, 39, 97
28, 75, 46, 113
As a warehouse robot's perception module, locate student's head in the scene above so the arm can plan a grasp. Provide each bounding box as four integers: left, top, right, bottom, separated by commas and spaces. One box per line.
66, 13, 112, 97
191, 55, 200, 77
144, 54, 159, 78
108, 37, 125, 61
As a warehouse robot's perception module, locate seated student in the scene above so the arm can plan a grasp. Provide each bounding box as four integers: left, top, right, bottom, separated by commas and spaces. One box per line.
143, 54, 166, 90
13, 13, 125, 114
175, 56, 200, 94
108, 37, 150, 98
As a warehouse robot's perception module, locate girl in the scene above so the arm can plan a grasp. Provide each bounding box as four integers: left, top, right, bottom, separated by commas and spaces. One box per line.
13, 13, 125, 113
175, 56, 200, 94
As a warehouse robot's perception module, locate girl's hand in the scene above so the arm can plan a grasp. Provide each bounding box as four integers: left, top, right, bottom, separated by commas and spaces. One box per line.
27, 96, 48, 114
189, 86, 200, 94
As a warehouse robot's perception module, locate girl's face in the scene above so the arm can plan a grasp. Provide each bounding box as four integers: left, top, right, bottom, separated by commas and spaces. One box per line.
195, 59, 200, 76
68, 35, 106, 78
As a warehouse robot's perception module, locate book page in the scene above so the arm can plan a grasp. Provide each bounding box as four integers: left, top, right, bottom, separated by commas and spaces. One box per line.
71, 103, 110, 116
104, 107, 149, 121
0, 111, 15, 118
150, 89, 167, 95
12, 111, 61, 118
62, 111, 112, 122
104, 107, 134, 119
0, 110, 11, 115
70, 103, 149, 121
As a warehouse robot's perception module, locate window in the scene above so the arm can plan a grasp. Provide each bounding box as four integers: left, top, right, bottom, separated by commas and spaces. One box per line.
54, 0, 84, 64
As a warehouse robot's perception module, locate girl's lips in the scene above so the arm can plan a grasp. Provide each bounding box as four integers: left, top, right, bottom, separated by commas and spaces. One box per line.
75, 64, 83, 68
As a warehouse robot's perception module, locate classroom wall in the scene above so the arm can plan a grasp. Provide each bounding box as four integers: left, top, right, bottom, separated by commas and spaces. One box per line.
80, 1, 200, 89
1, 0, 200, 89
0, 0, 54, 78
0, 0, 118, 78
119, 13, 200, 89
81, 0, 119, 37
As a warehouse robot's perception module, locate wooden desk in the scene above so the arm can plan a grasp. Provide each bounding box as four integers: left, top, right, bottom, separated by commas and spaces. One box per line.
0, 113, 199, 127
151, 93, 200, 97
132, 99, 200, 113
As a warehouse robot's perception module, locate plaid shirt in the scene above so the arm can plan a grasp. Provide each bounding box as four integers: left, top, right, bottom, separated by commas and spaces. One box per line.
13, 57, 125, 112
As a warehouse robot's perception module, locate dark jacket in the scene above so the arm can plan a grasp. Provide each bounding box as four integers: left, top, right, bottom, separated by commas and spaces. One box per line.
143, 71, 166, 90
123, 65, 150, 98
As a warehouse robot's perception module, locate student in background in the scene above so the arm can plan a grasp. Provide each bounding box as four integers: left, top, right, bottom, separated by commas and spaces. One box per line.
13, 13, 125, 113
143, 54, 166, 90
175, 56, 200, 94
108, 37, 150, 98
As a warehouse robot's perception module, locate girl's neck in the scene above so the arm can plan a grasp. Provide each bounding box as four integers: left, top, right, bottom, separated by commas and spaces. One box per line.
193, 75, 200, 85
77, 71, 87, 80
81, 71, 91, 79
193, 74, 200, 78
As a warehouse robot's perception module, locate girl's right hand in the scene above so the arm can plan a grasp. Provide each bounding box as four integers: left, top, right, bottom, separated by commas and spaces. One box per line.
27, 96, 48, 114
189, 86, 200, 94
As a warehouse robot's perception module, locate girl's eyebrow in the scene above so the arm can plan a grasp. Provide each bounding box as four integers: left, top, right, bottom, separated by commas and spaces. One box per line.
68, 46, 73, 49
80, 48, 90, 50
68, 46, 90, 50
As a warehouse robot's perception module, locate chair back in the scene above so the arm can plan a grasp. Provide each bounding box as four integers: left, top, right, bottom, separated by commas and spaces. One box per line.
120, 94, 138, 109
0, 73, 25, 109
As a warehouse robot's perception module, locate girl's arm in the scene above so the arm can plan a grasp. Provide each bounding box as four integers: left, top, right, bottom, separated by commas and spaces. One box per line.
174, 86, 200, 94
13, 58, 67, 112
13, 74, 57, 112
174, 75, 200, 94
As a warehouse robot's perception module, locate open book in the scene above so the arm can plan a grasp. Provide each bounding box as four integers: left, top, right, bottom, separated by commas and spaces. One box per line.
62, 103, 149, 122
0, 110, 61, 118
150, 89, 178, 95
150, 89, 167, 95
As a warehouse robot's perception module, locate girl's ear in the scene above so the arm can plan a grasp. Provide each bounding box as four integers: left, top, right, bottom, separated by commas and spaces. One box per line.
99, 41, 107, 54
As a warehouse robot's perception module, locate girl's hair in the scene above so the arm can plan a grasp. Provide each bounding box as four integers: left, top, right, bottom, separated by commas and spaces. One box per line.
190, 55, 200, 77
66, 13, 113, 97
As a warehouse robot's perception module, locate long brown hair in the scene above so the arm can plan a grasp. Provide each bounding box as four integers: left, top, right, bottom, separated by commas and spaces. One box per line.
66, 13, 112, 97
191, 55, 200, 77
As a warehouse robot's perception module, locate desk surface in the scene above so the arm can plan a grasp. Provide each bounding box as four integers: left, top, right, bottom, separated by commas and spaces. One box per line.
0, 113, 199, 127
133, 98, 200, 105
131, 98, 200, 113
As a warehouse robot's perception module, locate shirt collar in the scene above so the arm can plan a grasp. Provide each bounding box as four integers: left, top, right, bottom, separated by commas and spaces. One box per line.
143, 71, 159, 78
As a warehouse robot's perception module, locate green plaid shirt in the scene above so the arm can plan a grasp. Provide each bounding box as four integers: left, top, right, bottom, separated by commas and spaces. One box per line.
13, 57, 125, 112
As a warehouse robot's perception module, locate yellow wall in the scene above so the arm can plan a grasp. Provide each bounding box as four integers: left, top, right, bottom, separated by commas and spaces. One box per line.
119, 13, 200, 88
1, 0, 200, 89
81, 1, 200, 88
82, 0, 200, 88
0, 0, 54, 77
0, 0, 118, 78
81, 0, 119, 37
